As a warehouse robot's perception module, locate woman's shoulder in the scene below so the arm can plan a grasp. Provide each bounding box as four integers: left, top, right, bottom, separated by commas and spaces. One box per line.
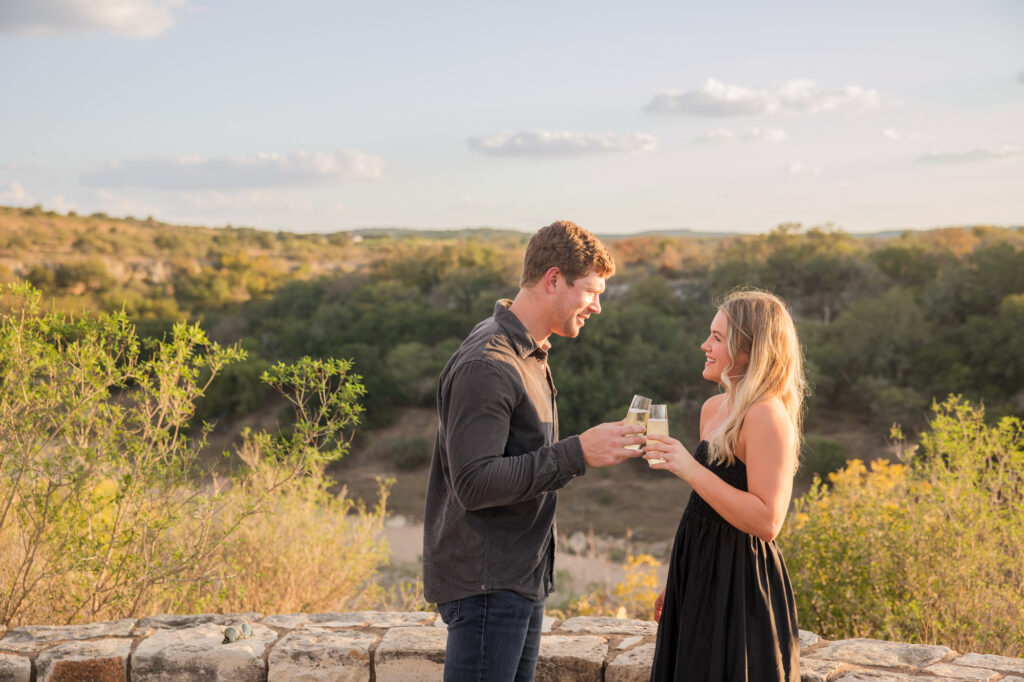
702, 392, 728, 413
748, 395, 787, 418
700, 393, 727, 418
740, 397, 794, 444
700, 393, 728, 434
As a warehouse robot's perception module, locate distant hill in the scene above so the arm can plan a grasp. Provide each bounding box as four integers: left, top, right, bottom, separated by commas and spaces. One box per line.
352, 226, 531, 242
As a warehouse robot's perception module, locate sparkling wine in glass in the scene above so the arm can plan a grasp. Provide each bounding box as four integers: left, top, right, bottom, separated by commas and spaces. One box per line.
624, 395, 651, 450
646, 404, 668, 465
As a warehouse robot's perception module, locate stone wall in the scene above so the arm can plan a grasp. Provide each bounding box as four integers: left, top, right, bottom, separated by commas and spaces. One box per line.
2, 611, 1024, 681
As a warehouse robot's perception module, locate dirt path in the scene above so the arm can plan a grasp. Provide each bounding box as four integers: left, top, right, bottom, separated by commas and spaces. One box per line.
381, 520, 669, 591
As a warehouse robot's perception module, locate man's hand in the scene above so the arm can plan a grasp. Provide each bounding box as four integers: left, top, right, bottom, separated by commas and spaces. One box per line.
579, 421, 645, 467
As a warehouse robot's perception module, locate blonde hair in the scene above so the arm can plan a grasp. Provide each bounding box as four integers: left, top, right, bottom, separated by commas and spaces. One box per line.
706, 289, 807, 468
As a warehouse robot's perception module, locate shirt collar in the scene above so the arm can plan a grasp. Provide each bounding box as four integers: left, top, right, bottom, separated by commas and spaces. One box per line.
494, 299, 551, 359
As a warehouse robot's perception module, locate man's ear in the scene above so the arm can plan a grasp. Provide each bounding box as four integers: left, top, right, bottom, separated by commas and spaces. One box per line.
543, 267, 562, 292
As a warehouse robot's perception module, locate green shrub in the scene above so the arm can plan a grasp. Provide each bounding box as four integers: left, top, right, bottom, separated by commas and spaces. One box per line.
799, 434, 847, 480
0, 283, 396, 626
388, 436, 431, 471
851, 375, 928, 430
780, 396, 1024, 656
25, 265, 56, 291
54, 259, 115, 292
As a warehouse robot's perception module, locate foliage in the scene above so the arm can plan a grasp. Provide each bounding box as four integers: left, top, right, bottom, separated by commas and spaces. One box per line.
799, 434, 847, 481
565, 554, 662, 621
0, 284, 393, 626
780, 396, 1024, 656
4, 206, 1024, 452
199, 476, 396, 614
386, 436, 432, 471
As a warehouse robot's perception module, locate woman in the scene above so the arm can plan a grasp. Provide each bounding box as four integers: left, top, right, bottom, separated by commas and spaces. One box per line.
644, 289, 805, 681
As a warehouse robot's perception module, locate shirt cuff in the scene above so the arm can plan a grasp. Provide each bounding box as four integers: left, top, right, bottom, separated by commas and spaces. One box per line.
556, 435, 587, 481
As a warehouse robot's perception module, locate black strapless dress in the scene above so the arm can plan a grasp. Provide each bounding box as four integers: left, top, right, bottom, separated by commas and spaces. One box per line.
650, 441, 799, 681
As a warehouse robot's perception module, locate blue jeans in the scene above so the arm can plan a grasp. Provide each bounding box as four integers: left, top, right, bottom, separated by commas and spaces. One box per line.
438, 590, 546, 682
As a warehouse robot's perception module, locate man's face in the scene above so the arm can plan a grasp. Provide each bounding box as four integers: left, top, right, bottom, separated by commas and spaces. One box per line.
551, 271, 605, 338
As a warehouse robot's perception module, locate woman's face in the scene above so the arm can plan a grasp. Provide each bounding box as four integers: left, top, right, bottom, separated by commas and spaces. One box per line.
700, 310, 748, 384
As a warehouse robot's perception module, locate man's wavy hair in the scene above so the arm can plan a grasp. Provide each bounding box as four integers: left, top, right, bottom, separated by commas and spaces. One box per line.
520, 220, 615, 288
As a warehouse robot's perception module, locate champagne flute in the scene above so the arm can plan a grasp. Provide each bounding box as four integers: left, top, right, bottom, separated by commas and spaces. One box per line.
646, 404, 668, 465
624, 395, 651, 450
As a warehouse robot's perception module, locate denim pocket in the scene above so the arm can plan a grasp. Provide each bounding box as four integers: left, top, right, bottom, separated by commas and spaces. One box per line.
438, 599, 462, 625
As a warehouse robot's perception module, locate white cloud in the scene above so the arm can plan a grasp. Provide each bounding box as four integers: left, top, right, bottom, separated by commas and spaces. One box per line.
646, 79, 776, 116
774, 79, 880, 113
0, 0, 187, 38
467, 130, 657, 157
81, 149, 385, 190
93, 189, 156, 217
787, 162, 822, 176
695, 127, 786, 144
178, 189, 317, 214
48, 195, 80, 214
646, 78, 880, 117
916, 146, 1023, 163
1018, 71, 1024, 85
883, 129, 924, 141
742, 127, 786, 143
695, 128, 738, 143
0, 181, 30, 204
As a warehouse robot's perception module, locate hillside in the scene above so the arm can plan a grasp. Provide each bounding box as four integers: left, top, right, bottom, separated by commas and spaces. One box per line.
3, 205, 1023, 544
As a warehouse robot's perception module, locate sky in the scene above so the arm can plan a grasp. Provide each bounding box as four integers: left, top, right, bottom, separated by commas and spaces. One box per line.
1, 0, 1023, 235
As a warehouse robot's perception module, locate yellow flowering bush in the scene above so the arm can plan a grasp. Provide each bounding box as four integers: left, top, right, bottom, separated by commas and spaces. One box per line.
567, 554, 662, 620
781, 396, 1024, 655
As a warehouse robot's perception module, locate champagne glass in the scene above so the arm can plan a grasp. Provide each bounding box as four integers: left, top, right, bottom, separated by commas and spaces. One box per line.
646, 404, 668, 465
624, 395, 651, 450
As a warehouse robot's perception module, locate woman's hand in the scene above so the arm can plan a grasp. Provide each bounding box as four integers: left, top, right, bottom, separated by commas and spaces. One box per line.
654, 587, 666, 623
644, 434, 701, 481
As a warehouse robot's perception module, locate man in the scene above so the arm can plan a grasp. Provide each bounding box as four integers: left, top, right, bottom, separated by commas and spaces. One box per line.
423, 220, 645, 681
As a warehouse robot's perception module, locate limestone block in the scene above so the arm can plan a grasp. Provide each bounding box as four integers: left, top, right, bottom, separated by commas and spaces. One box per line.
616, 636, 644, 650
0, 652, 31, 682
267, 630, 377, 682
535, 635, 607, 682
0, 637, 53, 654
952, 653, 1024, 675
264, 611, 435, 630
606, 642, 656, 682
811, 637, 951, 668
431, 615, 555, 633
36, 638, 131, 682
798, 630, 821, 650
835, 672, 923, 681
798, 657, 852, 682
557, 616, 657, 637
0, 619, 136, 654
374, 626, 447, 681
923, 662, 1000, 680
135, 613, 262, 631
132, 622, 276, 682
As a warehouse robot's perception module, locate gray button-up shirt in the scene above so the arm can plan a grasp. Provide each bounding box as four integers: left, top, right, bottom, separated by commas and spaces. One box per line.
423, 300, 587, 604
